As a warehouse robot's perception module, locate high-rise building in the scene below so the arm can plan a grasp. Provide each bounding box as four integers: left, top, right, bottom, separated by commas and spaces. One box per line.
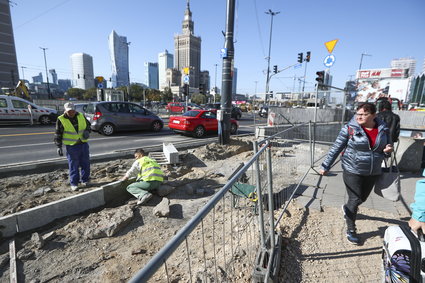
32, 73, 43, 84
70, 53, 95, 90
49, 69, 58, 85
0, 0, 19, 89
158, 50, 174, 90
199, 71, 210, 93
58, 79, 72, 92
174, 0, 201, 88
145, 62, 159, 89
391, 57, 416, 77
109, 30, 129, 88
232, 67, 238, 95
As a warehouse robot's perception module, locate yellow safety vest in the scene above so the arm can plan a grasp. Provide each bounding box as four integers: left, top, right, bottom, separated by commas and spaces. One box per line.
58, 113, 88, 145
137, 156, 164, 182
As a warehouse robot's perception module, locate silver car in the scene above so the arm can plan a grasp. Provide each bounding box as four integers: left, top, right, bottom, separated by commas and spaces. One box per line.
85, 101, 163, 136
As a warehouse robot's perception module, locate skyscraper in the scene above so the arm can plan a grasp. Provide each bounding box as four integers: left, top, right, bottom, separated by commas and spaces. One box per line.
174, 0, 201, 88
109, 30, 129, 88
158, 50, 174, 90
391, 57, 416, 77
0, 0, 19, 88
70, 53, 94, 90
49, 69, 58, 85
145, 62, 159, 89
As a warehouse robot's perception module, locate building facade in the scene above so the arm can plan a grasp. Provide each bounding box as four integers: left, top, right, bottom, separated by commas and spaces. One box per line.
409, 74, 425, 105
158, 50, 174, 90
391, 57, 416, 77
49, 69, 58, 85
0, 0, 19, 89
70, 53, 95, 90
174, 0, 201, 88
58, 79, 72, 92
144, 62, 159, 89
199, 70, 210, 94
32, 72, 43, 84
109, 30, 129, 88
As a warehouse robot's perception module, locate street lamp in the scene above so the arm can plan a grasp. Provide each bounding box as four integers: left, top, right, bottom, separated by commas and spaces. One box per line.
40, 47, 52, 99
358, 53, 372, 73
264, 9, 280, 105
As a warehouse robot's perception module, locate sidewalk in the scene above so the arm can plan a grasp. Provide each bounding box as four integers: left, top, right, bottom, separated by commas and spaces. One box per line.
297, 161, 424, 220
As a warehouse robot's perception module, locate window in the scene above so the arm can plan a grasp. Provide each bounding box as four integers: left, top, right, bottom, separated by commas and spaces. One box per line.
129, 104, 145, 114
0, 98, 7, 108
201, 111, 216, 119
11, 99, 28, 109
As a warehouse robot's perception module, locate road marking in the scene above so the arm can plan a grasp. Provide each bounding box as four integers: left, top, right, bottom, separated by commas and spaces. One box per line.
0, 131, 54, 137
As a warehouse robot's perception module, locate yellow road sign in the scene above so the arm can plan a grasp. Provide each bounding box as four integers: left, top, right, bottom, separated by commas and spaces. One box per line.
324, 39, 338, 54
183, 67, 189, 75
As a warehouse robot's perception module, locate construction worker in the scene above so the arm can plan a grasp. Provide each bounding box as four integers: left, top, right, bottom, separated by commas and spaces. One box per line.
121, 148, 164, 205
54, 102, 91, 191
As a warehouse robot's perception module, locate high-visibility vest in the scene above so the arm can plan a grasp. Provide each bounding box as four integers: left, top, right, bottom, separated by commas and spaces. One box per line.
137, 156, 164, 182
58, 113, 88, 145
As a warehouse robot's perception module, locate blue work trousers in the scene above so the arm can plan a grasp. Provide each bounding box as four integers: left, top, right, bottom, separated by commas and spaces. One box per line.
66, 142, 90, 186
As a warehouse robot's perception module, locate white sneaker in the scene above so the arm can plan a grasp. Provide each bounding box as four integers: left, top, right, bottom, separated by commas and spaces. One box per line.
137, 193, 153, 205
71, 185, 79, 191
81, 182, 91, 187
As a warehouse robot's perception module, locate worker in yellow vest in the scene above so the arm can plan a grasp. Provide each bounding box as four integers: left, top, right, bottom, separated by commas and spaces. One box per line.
121, 148, 164, 205
54, 102, 91, 191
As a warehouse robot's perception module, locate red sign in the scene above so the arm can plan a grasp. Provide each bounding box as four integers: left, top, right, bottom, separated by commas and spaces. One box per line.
391, 69, 404, 77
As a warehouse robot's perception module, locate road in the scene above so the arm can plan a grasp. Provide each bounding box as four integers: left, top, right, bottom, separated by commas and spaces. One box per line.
0, 114, 266, 167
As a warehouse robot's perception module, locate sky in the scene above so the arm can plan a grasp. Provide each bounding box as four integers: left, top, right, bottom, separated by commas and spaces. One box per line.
10, 0, 425, 96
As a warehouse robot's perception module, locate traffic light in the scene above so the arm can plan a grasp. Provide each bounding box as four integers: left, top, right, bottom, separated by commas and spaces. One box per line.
315, 71, 325, 90
183, 84, 189, 96
269, 91, 273, 98
297, 53, 303, 63
273, 65, 278, 74
306, 51, 311, 62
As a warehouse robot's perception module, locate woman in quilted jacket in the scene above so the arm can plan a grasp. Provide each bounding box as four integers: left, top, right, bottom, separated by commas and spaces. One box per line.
320, 102, 394, 245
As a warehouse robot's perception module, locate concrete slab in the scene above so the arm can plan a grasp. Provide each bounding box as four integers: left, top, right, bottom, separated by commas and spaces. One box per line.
321, 193, 346, 208
0, 214, 18, 238
294, 186, 324, 200
293, 195, 322, 211
16, 188, 105, 233
102, 180, 129, 203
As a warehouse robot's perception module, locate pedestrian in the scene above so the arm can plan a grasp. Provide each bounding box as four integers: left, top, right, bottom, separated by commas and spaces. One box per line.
319, 102, 394, 244
27, 104, 33, 126
409, 169, 425, 234
121, 148, 164, 205
54, 102, 91, 191
377, 99, 401, 144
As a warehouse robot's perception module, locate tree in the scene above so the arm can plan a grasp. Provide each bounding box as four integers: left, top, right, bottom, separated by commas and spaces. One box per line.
83, 87, 97, 100
129, 84, 144, 101
191, 93, 207, 105
66, 88, 85, 100
161, 87, 173, 102
146, 89, 161, 102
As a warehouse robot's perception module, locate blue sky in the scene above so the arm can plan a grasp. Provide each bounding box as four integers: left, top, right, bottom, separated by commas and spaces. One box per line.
10, 0, 425, 96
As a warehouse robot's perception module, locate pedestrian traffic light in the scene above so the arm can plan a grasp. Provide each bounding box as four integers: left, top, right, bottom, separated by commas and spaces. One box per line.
273, 65, 278, 74
297, 53, 303, 63
306, 51, 311, 62
315, 71, 325, 90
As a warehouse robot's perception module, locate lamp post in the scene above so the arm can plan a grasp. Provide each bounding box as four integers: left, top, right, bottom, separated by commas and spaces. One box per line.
40, 47, 52, 99
264, 9, 280, 105
21, 66, 27, 81
358, 53, 372, 74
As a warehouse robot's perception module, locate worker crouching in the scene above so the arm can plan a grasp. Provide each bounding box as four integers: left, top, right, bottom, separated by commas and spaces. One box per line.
121, 148, 164, 205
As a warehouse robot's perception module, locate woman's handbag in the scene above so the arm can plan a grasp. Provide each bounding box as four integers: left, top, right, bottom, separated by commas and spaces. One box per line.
374, 154, 400, 201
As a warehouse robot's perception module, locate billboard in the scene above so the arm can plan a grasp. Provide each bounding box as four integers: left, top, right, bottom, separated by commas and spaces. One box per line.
351, 68, 410, 103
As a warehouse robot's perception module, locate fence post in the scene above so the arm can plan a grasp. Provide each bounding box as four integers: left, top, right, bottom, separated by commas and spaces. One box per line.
266, 146, 275, 250
309, 121, 313, 168
253, 140, 266, 249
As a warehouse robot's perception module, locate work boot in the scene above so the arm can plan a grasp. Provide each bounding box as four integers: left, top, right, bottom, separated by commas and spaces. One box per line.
346, 229, 360, 245
137, 193, 153, 205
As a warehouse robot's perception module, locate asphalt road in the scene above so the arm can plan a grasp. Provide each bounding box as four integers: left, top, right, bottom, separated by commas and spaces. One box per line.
0, 114, 265, 167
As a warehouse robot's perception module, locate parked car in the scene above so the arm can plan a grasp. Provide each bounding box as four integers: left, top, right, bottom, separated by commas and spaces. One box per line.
166, 102, 201, 113
0, 94, 58, 125
204, 103, 242, 120
74, 103, 89, 114
84, 101, 163, 136
169, 109, 238, 138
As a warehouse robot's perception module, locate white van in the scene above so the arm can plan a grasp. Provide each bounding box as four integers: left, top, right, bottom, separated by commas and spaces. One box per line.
0, 95, 58, 124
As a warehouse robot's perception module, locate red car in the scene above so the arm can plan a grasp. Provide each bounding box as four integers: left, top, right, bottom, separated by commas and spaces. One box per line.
166, 102, 201, 113
169, 109, 239, 138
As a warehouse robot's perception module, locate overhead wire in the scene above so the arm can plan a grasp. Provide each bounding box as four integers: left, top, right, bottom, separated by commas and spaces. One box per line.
252, 0, 266, 58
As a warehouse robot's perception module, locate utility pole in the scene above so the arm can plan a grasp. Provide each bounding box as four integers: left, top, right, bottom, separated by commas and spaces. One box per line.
219, 0, 235, 145
126, 42, 131, 101
264, 9, 280, 105
21, 66, 26, 81
214, 63, 218, 103
357, 53, 371, 80
40, 47, 52, 99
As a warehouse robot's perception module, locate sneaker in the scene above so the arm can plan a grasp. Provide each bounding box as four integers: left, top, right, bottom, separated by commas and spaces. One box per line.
346, 230, 360, 245
137, 193, 153, 205
71, 185, 79, 191
81, 182, 91, 187
341, 205, 347, 219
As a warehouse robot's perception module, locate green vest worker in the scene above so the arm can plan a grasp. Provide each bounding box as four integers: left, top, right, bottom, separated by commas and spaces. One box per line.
121, 148, 164, 205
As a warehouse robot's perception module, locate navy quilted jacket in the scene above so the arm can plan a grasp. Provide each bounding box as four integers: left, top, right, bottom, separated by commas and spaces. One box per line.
321, 117, 390, 176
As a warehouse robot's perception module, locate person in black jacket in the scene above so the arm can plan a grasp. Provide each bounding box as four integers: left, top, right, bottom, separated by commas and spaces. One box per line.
377, 99, 400, 143
320, 102, 393, 245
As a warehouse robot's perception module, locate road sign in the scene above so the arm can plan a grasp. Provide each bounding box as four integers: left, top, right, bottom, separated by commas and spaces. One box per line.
183, 75, 189, 84
220, 48, 227, 58
97, 83, 103, 89
324, 39, 338, 53
323, 55, 335, 68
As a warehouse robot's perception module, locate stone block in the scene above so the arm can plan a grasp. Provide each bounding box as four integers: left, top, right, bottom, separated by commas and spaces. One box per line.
0, 214, 17, 238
